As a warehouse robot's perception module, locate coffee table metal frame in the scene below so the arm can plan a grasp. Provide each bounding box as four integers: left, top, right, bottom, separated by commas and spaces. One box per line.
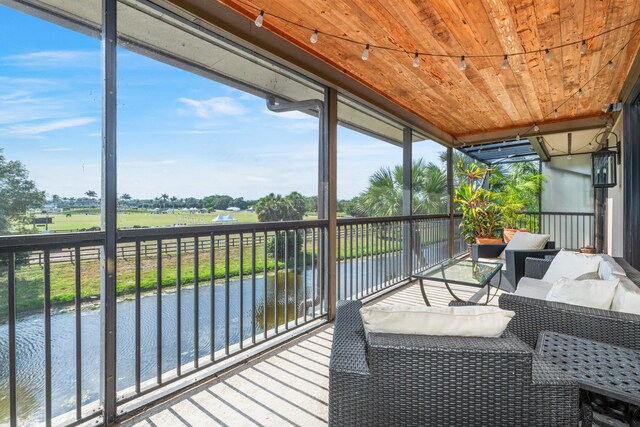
412, 258, 503, 306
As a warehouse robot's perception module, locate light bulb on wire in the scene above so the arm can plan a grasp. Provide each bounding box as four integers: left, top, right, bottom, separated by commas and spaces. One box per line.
254, 10, 264, 27
501, 55, 509, 70
580, 40, 587, 55
459, 56, 467, 71
554, 109, 560, 118
533, 124, 540, 132
362, 44, 370, 61
577, 88, 585, 98
516, 133, 521, 141
608, 60, 615, 70
413, 52, 420, 68
310, 30, 318, 44
545, 49, 554, 62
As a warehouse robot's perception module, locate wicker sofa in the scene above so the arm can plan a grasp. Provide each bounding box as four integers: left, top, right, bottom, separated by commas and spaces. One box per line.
328, 300, 579, 426
499, 256, 640, 350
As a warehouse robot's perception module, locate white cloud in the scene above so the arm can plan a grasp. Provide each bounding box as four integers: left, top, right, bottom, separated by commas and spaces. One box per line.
41, 147, 70, 152
1, 117, 97, 136
4, 50, 99, 67
178, 97, 247, 118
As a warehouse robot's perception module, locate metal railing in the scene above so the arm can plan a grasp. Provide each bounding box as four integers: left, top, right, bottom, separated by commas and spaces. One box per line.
0, 220, 328, 426
0, 211, 538, 426
518, 211, 595, 250
336, 217, 407, 301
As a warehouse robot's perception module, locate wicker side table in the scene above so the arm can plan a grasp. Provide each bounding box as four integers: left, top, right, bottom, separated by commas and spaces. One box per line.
536, 330, 640, 426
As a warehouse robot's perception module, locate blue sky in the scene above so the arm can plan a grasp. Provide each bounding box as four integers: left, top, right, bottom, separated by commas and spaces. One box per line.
0, 4, 445, 200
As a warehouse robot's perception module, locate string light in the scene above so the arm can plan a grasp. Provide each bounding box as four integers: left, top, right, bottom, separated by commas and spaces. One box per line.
554, 109, 560, 118
501, 55, 509, 69
608, 60, 615, 69
232, 1, 640, 78
545, 48, 554, 62
254, 10, 264, 27
516, 133, 520, 141
459, 56, 467, 71
362, 44, 370, 61
533, 124, 540, 132
577, 88, 585, 97
413, 52, 420, 68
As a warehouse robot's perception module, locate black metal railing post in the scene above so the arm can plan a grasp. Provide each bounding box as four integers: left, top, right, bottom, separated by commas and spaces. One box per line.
100, 0, 118, 423
402, 127, 412, 278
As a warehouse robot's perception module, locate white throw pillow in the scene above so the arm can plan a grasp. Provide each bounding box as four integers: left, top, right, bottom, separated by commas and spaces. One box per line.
542, 249, 602, 283
610, 274, 640, 314
598, 254, 627, 279
359, 304, 515, 337
498, 232, 550, 259
546, 277, 619, 310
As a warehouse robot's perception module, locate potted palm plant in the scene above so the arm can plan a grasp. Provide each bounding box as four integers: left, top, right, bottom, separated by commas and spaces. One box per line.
454, 161, 503, 246
490, 163, 544, 242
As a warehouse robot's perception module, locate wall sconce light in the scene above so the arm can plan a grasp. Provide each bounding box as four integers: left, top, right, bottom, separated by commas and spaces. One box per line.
592, 132, 620, 188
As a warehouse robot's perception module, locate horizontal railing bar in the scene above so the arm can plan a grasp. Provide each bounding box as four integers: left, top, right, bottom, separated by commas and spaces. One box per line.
0, 231, 105, 252
117, 219, 328, 241
410, 214, 450, 220
523, 211, 594, 216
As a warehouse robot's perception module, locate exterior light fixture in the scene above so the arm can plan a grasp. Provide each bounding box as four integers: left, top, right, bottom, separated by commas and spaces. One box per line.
592, 149, 617, 188
310, 30, 318, 44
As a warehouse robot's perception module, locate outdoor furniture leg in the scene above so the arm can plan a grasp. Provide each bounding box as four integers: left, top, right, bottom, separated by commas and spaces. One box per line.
419, 278, 431, 306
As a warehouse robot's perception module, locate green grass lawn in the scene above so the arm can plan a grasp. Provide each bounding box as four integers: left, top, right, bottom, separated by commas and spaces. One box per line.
36, 210, 260, 232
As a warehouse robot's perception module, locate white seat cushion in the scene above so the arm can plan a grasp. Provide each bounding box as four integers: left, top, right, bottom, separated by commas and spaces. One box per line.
542, 249, 602, 283
546, 277, 619, 310
610, 274, 640, 314
360, 304, 515, 337
514, 277, 553, 300
498, 231, 550, 259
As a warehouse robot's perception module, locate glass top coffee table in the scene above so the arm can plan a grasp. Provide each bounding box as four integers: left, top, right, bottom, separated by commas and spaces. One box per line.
413, 259, 503, 306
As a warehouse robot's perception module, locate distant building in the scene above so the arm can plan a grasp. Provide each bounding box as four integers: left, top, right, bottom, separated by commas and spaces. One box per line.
226, 207, 241, 212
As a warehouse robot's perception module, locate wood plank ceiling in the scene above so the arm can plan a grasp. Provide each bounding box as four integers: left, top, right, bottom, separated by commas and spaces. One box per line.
210, 0, 640, 144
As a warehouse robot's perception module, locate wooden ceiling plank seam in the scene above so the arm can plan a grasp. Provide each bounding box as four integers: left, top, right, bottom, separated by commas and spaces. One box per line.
588, 0, 640, 112
584, 0, 629, 113
506, 0, 554, 124
427, 0, 515, 131
403, 1, 501, 133
578, 0, 613, 114
558, 0, 584, 110
480, 0, 541, 124
533, 0, 564, 121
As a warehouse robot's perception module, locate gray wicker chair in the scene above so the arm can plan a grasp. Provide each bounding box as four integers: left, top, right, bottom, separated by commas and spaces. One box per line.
329, 300, 579, 426
472, 241, 558, 288
499, 257, 640, 350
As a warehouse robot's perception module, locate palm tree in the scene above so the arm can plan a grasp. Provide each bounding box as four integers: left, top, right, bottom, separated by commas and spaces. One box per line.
355, 159, 448, 217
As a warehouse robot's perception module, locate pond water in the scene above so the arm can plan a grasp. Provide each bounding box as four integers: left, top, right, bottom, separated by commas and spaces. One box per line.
0, 255, 402, 425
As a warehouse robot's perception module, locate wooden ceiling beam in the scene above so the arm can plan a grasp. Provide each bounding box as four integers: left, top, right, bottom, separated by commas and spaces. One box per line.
456, 113, 609, 145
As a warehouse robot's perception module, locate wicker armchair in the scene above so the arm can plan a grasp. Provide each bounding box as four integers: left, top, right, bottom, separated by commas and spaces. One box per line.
499, 257, 640, 350
472, 241, 558, 288
329, 300, 579, 426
